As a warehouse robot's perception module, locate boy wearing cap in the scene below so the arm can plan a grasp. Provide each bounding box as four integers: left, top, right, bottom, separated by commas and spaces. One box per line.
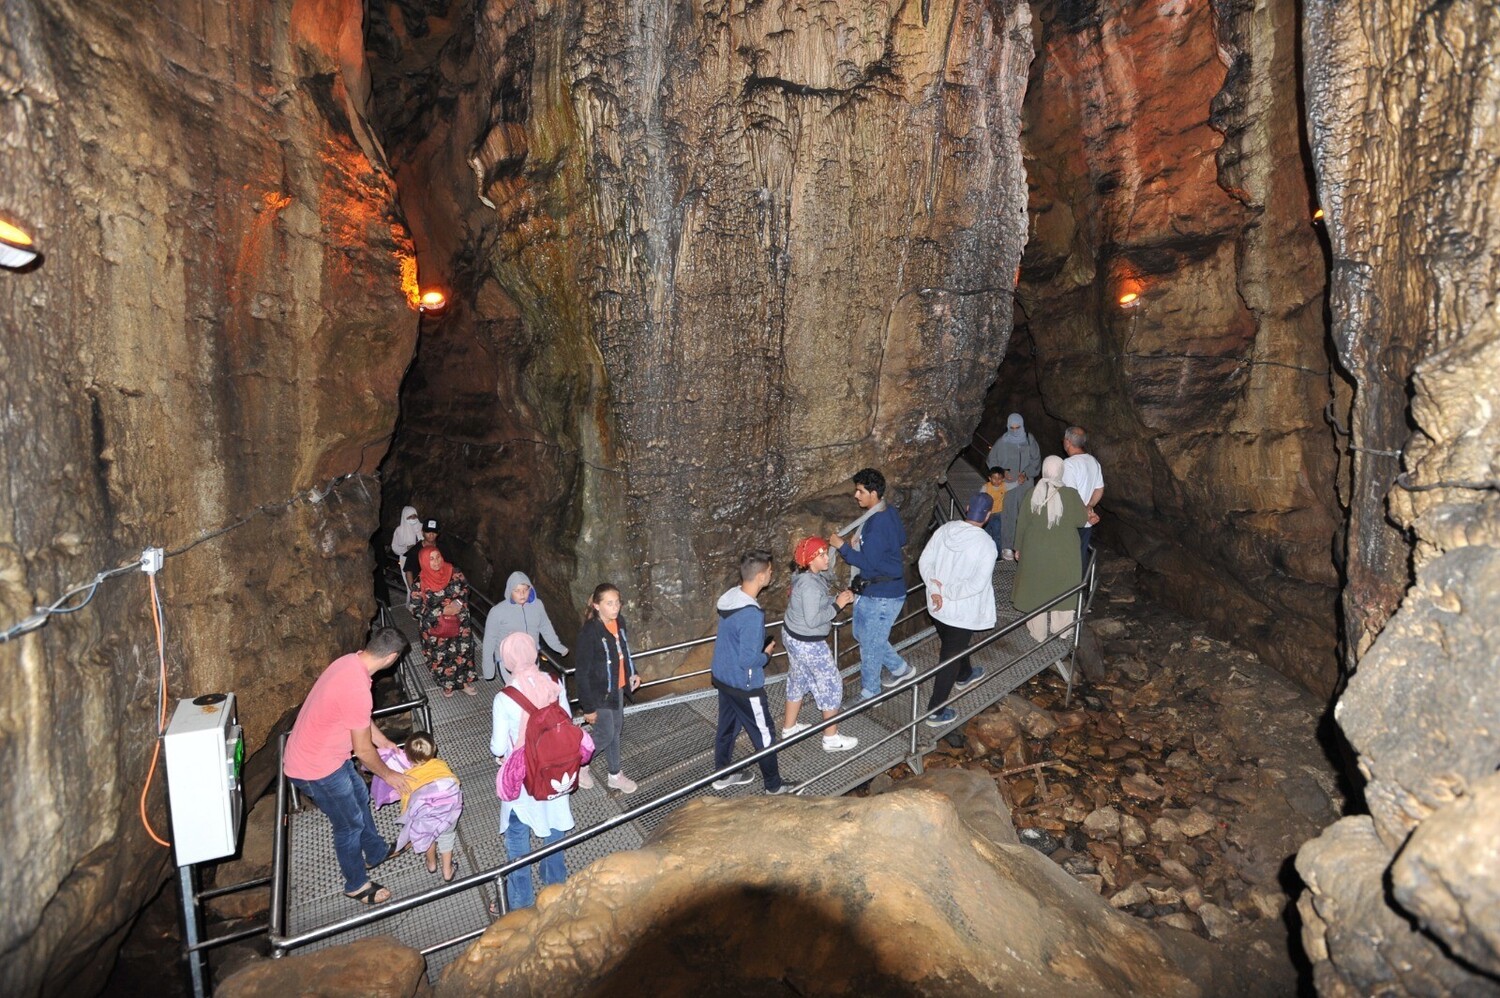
403, 519, 452, 592
780, 537, 858, 752
916, 492, 1000, 726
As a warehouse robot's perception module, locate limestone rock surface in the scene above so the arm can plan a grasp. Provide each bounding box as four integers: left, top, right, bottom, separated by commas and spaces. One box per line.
0, 1, 414, 991
372, 0, 1034, 650
987, 0, 1340, 694
217, 936, 430, 998
1297, 818, 1498, 997
1391, 769, 1500, 978
1295, 0, 1500, 992
439, 770, 1199, 996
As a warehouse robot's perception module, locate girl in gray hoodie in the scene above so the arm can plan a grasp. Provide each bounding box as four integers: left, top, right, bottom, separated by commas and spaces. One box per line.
780, 537, 858, 752
481, 572, 569, 683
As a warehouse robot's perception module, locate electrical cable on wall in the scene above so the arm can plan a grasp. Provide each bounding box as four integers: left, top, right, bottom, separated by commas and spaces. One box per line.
139, 565, 172, 848
0, 469, 378, 643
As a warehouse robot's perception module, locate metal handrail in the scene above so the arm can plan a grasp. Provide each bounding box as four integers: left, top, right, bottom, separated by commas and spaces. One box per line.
632, 577, 928, 691
267, 548, 1099, 956
390, 494, 920, 699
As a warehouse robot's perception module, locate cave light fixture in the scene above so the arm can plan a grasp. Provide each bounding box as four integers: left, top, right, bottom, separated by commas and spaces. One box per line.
0, 217, 39, 270
1312, 207, 1325, 221
418, 288, 448, 315
1118, 291, 1140, 307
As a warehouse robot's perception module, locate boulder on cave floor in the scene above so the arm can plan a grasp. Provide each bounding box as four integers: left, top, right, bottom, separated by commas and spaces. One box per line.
216, 936, 429, 998
438, 770, 1200, 997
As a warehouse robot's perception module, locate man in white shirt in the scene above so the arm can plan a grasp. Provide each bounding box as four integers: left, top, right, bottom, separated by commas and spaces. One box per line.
1061, 426, 1104, 570
918, 493, 999, 726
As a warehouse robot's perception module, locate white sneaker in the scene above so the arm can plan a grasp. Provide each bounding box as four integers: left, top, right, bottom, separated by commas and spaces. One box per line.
578, 767, 595, 790
607, 772, 638, 794
822, 733, 858, 752
782, 722, 811, 738
1002, 549, 1015, 561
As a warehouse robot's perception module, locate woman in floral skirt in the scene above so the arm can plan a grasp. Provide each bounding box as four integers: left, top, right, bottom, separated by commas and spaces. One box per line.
413, 547, 478, 697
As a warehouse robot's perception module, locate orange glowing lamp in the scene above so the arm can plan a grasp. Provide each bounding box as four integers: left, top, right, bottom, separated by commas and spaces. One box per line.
1118, 291, 1139, 307
418, 289, 448, 314
0, 217, 39, 270
1312, 208, 1325, 220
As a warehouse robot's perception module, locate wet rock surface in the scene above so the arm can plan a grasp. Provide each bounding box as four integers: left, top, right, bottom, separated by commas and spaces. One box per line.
0, 1, 413, 991
370, 0, 1034, 651
870, 557, 1340, 988
985, 0, 1341, 695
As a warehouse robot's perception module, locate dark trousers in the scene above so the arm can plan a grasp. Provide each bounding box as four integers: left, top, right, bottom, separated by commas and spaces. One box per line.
714, 685, 783, 791
1078, 525, 1093, 571
927, 619, 977, 712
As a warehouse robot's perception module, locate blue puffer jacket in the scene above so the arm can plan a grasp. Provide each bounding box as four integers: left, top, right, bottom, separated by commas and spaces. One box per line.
710, 587, 768, 691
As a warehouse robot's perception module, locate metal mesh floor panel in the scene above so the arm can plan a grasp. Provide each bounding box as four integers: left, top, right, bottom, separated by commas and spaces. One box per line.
284, 556, 1082, 980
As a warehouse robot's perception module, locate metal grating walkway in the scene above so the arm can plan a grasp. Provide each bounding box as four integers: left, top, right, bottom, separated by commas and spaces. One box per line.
284, 485, 1077, 979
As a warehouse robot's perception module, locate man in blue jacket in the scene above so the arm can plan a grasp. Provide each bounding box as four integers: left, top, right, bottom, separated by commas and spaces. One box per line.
829, 468, 912, 700
709, 550, 790, 794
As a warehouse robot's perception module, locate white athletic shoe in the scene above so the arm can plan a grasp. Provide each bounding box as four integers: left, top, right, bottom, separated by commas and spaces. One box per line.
822, 734, 859, 752
578, 767, 595, 790
782, 722, 811, 738
607, 772, 638, 794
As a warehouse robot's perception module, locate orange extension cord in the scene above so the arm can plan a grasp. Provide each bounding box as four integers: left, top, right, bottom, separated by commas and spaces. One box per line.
139, 572, 172, 848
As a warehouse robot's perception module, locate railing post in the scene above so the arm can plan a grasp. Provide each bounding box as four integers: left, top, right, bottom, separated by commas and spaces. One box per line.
908, 682, 922, 772
270, 734, 289, 958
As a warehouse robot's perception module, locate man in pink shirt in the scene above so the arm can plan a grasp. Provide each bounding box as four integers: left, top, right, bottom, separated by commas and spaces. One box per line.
285, 628, 413, 905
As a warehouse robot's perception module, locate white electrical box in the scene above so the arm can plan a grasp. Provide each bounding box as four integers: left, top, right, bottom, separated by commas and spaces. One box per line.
162, 693, 245, 867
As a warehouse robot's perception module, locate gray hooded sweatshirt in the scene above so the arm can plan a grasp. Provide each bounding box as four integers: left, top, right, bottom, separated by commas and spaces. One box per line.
481, 571, 568, 682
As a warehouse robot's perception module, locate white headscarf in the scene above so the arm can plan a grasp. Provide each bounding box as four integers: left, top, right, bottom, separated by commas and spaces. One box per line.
392, 506, 422, 556
1029, 456, 1067, 528
1001, 413, 1028, 445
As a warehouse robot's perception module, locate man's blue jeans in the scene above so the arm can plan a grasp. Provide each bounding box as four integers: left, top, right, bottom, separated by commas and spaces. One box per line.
290, 759, 387, 895
502, 812, 566, 910
853, 595, 907, 698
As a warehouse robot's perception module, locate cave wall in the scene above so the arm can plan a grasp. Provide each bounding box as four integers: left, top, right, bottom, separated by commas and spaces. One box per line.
1294, 1, 1500, 994
364, 0, 580, 607
373, 0, 1037, 649
991, 0, 1341, 695
0, 1, 414, 992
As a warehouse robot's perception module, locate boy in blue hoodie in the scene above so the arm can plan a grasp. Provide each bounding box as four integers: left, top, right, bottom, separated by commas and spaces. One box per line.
709, 550, 790, 794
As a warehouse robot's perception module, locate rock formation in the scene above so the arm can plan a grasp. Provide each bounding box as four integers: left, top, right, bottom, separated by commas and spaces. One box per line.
986, 0, 1342, 695
0, 1, 414, 991
218, 936, 430, 998
1294, 0, 1500, 993
371, 0, 1034, 645
438, 769, 1204, 996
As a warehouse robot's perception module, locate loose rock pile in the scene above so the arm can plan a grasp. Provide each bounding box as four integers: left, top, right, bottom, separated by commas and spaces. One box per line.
880, 558, 1342, 953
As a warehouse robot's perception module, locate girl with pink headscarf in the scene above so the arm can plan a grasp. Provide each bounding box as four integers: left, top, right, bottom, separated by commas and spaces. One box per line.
489, 632, 575, 911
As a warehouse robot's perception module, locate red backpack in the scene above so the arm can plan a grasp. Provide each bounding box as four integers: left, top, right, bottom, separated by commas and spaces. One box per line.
502, 687, 585, 800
